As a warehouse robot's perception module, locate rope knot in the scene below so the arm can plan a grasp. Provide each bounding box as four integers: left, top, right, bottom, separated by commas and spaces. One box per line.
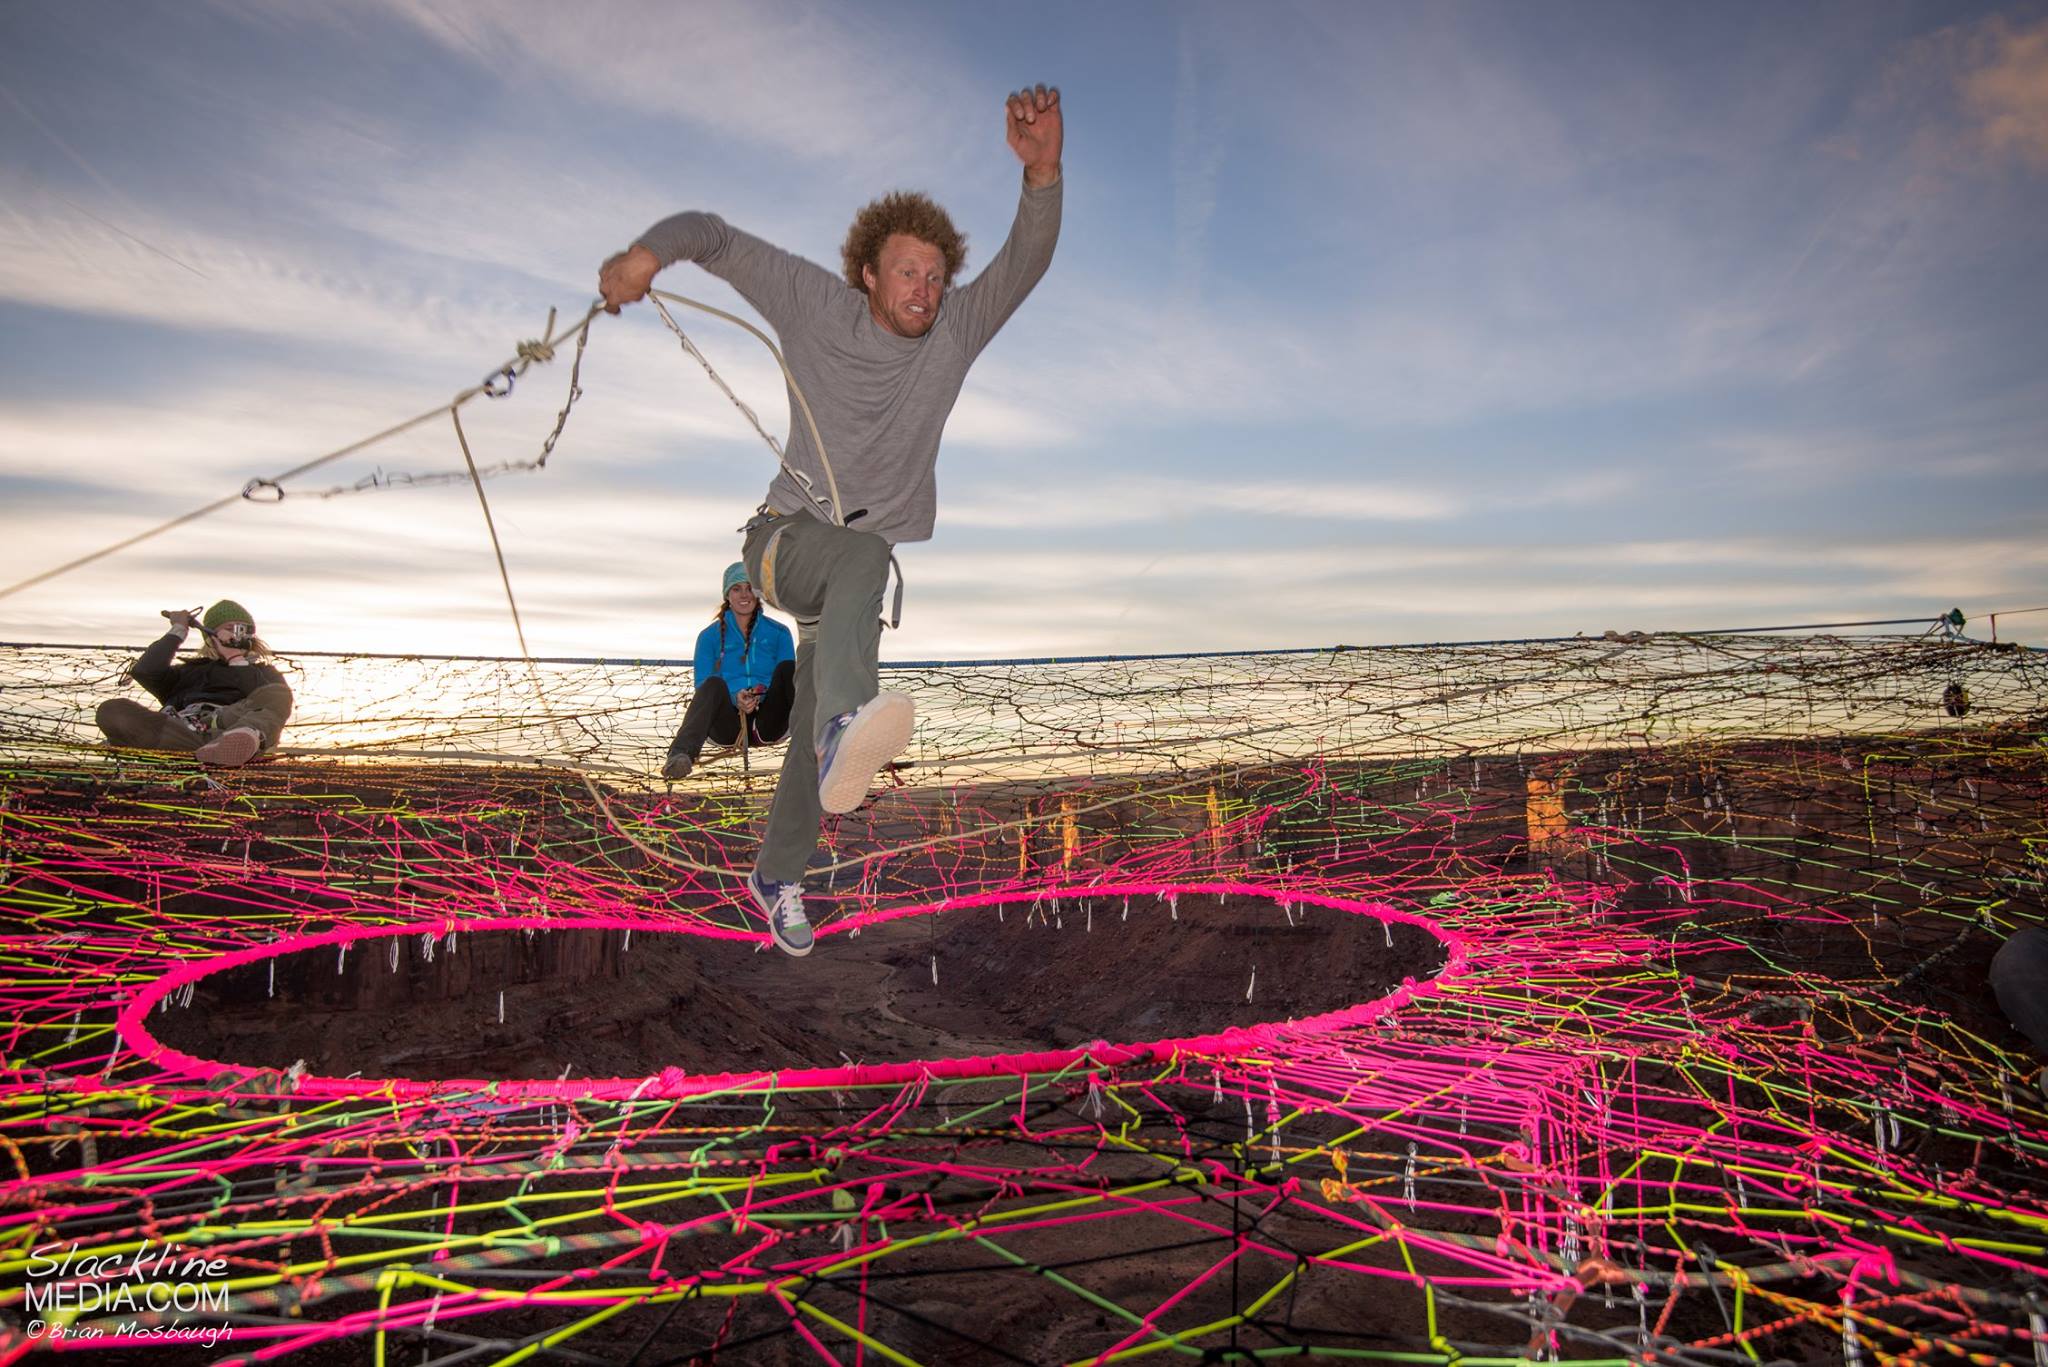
516, 338, 556, 366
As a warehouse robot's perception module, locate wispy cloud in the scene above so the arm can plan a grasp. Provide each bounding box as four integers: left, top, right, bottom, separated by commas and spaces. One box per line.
0, 79, 210, 279
1963, 16, 2048, 169
944, 475, 1461, 530
366, 0, 985, 174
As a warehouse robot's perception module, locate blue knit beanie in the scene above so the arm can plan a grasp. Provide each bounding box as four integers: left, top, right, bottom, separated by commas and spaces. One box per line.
722, 562, 751, 594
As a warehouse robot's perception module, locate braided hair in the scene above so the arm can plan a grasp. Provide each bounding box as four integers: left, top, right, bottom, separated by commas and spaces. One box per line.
713, 591, 759, 674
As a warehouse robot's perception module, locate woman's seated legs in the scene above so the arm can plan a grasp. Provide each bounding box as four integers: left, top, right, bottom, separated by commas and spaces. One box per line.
664, 678, 739, 778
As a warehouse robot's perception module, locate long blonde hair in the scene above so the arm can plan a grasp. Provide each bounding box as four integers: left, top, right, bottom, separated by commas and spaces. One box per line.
200, 629, 274, 663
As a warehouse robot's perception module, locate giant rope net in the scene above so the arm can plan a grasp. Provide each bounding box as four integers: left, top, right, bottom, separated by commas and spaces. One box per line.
1, 308, 2046, 1364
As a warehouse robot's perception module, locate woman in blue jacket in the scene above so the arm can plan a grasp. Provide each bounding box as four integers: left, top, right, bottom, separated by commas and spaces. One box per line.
663, 563, 796, 779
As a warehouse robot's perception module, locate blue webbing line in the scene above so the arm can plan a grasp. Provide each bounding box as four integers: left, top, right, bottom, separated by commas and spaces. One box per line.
1, 613, 2008, 671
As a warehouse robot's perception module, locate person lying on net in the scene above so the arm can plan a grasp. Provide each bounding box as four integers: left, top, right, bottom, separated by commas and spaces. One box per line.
663, 562, 796, 780
95, 599, 293, 768
598, 83, 1064, 957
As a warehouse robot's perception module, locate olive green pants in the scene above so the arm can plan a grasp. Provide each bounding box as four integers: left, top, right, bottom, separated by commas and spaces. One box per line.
95, 684, 292, 754
742, 512, 891, 882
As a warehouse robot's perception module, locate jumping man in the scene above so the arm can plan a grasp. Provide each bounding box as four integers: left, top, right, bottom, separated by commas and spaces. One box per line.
598, 84, 1064, 956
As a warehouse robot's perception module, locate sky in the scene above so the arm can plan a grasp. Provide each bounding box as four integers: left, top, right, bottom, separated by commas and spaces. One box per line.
1, 0, 2045, 660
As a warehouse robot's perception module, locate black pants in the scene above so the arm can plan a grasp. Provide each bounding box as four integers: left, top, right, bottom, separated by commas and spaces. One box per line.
669, 660, 797, 760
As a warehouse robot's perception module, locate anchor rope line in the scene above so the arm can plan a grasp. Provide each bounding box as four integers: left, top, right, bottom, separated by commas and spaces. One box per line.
0, 284, 852, 889
0, 304, 602, 602
5, 612, 2011, 668
0, 283, 842, 599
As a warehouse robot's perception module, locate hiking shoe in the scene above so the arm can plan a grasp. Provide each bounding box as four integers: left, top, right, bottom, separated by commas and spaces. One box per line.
747, 868, 813, 957
661, 751, 695, 780
196, 726, 263, 768
816, 692, 914, 815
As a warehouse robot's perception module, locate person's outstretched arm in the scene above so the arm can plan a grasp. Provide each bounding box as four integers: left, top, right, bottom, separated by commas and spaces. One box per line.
951, 84, 1065, 356
598, 215, 839, 337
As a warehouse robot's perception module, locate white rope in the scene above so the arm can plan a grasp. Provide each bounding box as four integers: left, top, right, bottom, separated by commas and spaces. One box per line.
0, 305, 601, 600
648, 289, 843, 527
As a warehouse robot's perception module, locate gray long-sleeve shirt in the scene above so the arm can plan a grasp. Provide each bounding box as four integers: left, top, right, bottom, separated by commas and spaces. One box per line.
637, 176, 1061, 545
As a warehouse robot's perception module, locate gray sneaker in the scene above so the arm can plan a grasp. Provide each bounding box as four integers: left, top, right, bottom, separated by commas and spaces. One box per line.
747, 868, 813, 957
661, 751, 695, 781
816, 692, 915, 814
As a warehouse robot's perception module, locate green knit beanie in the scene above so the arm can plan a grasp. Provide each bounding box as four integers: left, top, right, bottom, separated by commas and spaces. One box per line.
203, 600, 254, 631
722, 563, 751, 594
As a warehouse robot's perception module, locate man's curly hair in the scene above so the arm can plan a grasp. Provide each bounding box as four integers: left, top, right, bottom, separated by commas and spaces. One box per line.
841, 191, 967, 293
